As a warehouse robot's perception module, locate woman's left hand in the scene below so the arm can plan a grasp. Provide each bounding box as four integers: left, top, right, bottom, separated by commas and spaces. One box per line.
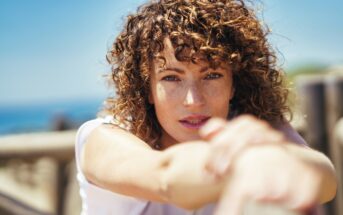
213, 145, 322, 215
200, 115, 286, 178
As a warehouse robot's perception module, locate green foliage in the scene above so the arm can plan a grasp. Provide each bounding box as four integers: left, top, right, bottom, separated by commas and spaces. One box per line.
285, 64, 328, 81
284, 64, 328, 114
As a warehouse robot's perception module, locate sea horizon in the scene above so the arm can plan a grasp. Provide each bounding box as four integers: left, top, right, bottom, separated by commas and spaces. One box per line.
0, 98, 105, 135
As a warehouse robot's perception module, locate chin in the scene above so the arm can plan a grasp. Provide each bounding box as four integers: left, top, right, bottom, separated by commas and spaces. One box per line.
178, 134, 201, 143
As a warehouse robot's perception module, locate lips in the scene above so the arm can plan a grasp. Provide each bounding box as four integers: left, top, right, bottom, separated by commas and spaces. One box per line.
179, 115, 210, 129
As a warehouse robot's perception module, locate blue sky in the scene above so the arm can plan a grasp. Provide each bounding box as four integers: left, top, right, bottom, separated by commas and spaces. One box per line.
1, 0, 342, 105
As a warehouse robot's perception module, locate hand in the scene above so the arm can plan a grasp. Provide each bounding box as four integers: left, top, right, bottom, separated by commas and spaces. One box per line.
200, 115, 286, 178
214, 145, 322, 215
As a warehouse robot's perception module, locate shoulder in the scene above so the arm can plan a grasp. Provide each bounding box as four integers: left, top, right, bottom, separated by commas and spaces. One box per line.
88, 121, 152, 150
75, 118, 152, 171
272, 121, 307, 146
75, 115, 151, 150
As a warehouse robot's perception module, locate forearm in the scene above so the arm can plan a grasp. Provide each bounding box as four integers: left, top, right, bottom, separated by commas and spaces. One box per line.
82, 141, 166, 202
83, 129, 226, 208
284, 143, 337, 203
161, 141, 338, 209
159, 141, 226, 209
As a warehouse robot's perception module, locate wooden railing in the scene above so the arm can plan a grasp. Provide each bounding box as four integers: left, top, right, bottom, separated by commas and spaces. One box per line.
0, 130, 75, 160
0, 130, 77, 215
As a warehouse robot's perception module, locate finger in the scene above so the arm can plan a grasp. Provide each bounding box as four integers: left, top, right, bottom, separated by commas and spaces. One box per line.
204, 143, 233, 177
210, 115, 265, 147
207, 128, 263, 175
199, 117, 226, 141
206, 116, 286, 177
212, 119, 284, 154
246, 129, 285, 145
205, 124, 269, 176
208, 150, 232, 176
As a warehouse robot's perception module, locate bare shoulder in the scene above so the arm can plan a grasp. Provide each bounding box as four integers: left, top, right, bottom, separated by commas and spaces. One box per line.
81, 124, 151, 175
87, 123, 152, 150
80, 123, 155, 184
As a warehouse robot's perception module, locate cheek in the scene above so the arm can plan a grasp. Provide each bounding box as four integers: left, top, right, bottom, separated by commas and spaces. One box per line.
152, 83, 181, 119
205, 81, 232, 99
205, 83, 232, 114
153, 83, 182, 104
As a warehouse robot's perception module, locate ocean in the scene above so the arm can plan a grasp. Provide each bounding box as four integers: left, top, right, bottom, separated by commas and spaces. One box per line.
0, 99, 104, 135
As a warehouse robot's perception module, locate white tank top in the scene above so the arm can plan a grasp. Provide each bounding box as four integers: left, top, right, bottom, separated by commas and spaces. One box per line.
75, 118, 216, 215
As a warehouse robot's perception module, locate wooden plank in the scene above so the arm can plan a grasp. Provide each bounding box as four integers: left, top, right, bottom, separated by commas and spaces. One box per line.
0, 158, 58, 214
295, 75, 327, 153
325, 75, 343, 136
0, 130, 76, 160
335, 119, 343, 145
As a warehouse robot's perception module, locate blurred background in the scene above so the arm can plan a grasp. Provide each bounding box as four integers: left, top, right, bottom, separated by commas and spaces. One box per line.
1, 0, 343, 134
0, 0, 342, 215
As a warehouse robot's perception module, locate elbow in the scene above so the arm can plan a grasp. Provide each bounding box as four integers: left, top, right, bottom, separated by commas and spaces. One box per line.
319, 159, 338, 204
320, 174, 338, 204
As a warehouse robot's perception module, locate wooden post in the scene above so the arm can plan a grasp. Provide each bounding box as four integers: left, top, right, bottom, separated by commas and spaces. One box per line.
295, 76, 328, 153
325, 75, 343, 138
295, 75, 334, 214
325, 75, 343, 215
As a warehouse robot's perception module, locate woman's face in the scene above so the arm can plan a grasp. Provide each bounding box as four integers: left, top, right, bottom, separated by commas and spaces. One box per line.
150, 38, 234, 147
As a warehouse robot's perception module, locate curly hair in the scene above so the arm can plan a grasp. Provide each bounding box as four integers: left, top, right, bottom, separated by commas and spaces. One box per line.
105, 0, 290, 146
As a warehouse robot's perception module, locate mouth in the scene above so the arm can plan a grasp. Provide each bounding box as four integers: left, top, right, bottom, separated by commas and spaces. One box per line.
179, 115, 210, 130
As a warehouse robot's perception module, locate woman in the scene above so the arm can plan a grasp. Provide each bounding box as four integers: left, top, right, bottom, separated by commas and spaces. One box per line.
75, 0, 337, 214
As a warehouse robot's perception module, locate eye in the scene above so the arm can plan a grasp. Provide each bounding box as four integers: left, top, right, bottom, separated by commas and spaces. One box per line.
162, 75, 180, 82
204, 73, 223, 80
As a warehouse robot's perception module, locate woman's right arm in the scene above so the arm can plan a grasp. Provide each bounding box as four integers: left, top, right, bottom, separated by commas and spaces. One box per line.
81, 123, 225, 209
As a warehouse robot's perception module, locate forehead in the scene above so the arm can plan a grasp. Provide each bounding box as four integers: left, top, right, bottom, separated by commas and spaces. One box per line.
153, 37, 231, 70
153, 37, 213, 69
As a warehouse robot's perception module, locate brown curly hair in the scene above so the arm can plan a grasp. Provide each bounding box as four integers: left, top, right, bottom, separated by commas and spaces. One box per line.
105, 0, 290, 146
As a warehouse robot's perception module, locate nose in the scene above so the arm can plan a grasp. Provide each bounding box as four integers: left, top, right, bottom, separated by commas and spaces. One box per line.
183, 83, 205, 108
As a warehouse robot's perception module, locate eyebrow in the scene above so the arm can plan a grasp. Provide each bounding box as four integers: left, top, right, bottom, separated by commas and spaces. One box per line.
158, 66, 210, 74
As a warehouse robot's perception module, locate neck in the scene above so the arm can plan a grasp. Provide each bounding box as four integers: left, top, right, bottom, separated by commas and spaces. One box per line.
159, 130, 178, 150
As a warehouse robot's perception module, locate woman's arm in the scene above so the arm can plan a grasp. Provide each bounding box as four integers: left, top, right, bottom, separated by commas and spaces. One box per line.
81, 123, 225, 209
81, 116, 337, 211
200, 116, 337, 214
284, 143, 337, 204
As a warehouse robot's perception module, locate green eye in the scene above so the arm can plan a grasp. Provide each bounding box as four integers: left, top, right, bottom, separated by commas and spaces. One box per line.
205, 73, 223, 80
